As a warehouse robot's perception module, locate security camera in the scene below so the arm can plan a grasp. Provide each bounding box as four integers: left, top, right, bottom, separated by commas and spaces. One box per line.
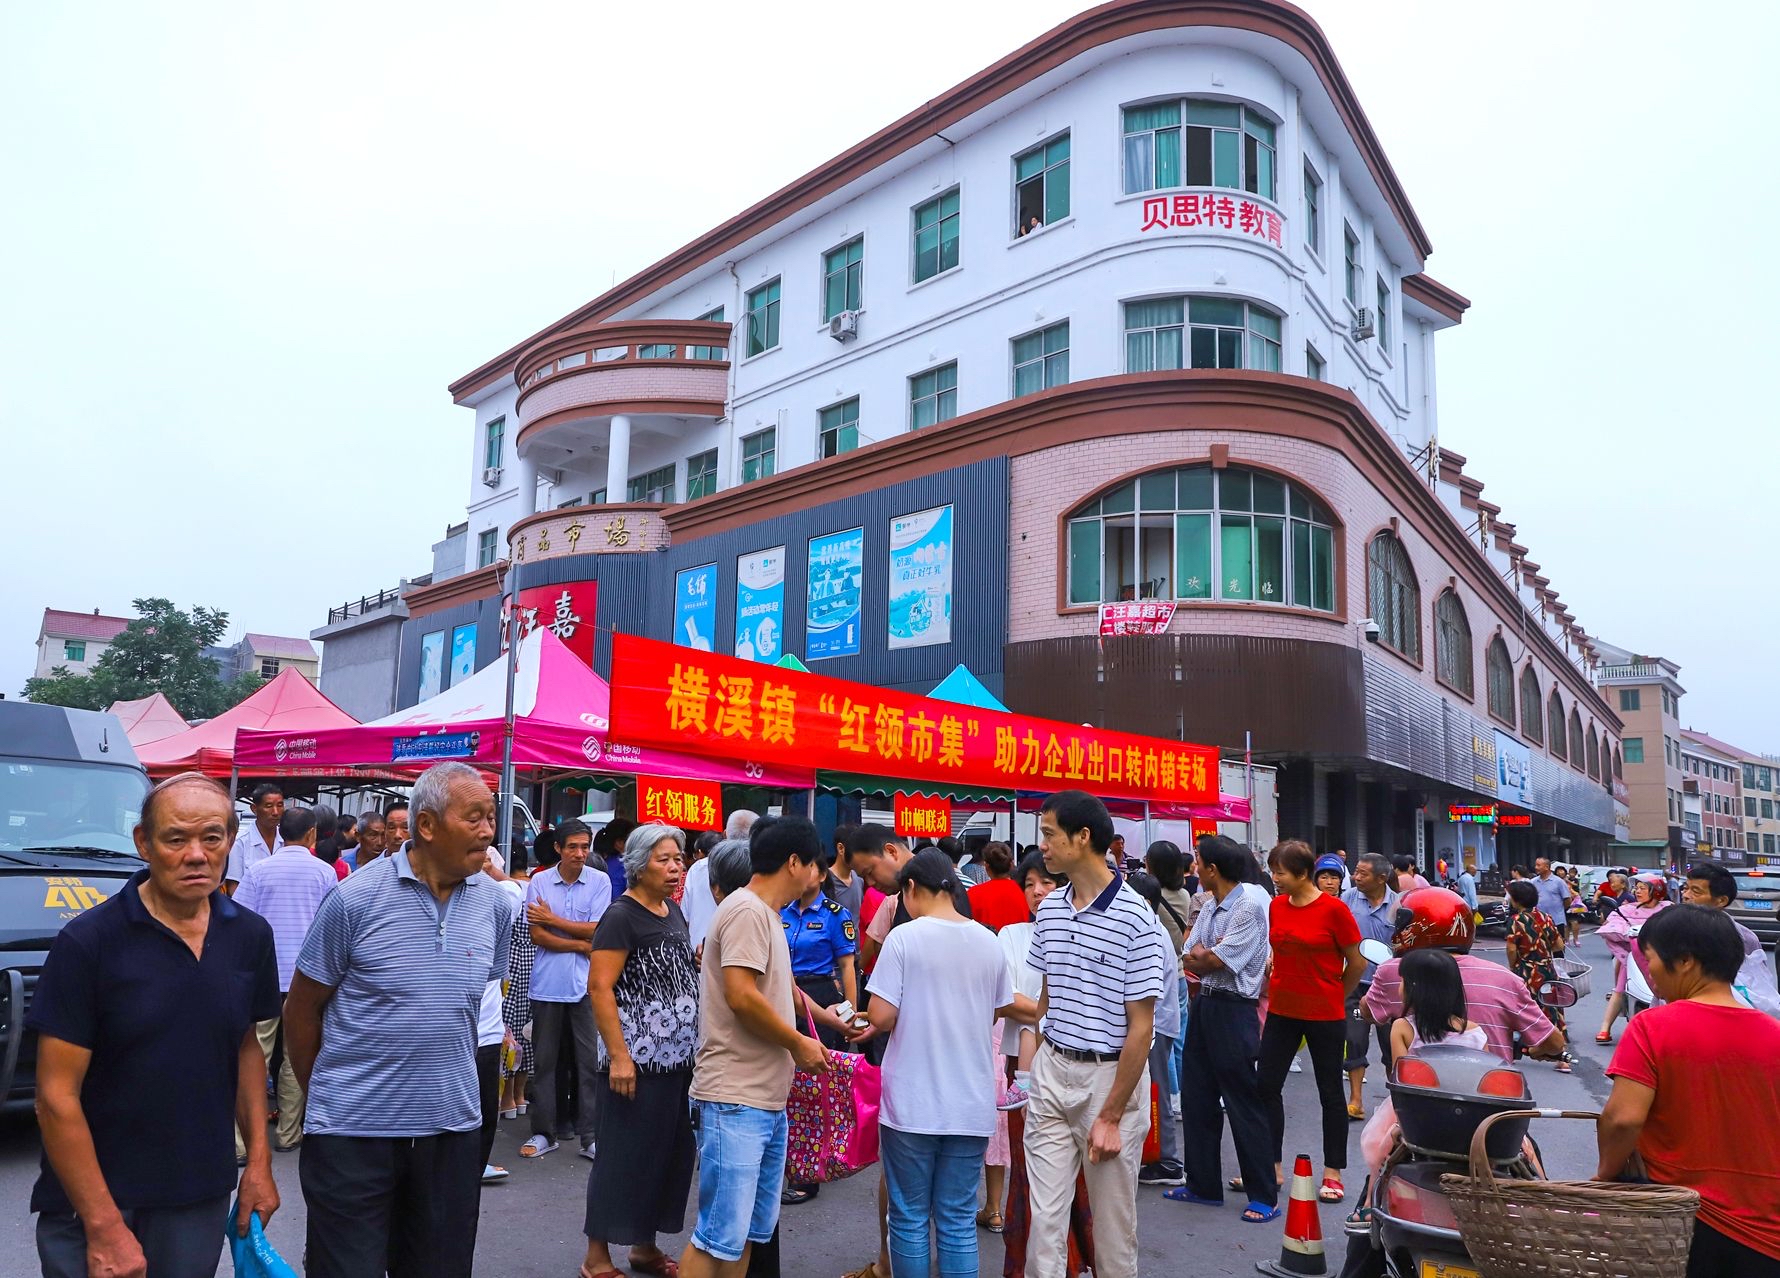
1361, 618, 1381, 643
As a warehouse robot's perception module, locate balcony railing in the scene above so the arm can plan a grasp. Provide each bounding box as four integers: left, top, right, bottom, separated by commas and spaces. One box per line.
516, 319, 732, 393
1598, 662, 1668, 683
327, 588, 403, 625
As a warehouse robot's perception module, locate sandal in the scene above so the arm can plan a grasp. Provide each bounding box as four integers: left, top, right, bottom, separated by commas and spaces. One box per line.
1319, 1177, 1344, 1203
580, 1269, 623, 1278
1227, 1175, 1245, 1192
781, 1186, 815, 1206
1346, 1102, 1365, 1121
842, 1264, 887, 1278
1595, 1032, 1613, 1044
629, 1254, 679, 1278
976, 1209, 1004, 1234
1162, 1187, 1224, 1207
1242, 1202, 1283, 1224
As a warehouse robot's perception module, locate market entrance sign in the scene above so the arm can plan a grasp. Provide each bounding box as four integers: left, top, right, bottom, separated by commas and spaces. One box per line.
608, 634, 1218, 805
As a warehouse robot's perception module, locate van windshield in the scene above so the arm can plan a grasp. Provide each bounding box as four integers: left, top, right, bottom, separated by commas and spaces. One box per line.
0, 760, 147, 855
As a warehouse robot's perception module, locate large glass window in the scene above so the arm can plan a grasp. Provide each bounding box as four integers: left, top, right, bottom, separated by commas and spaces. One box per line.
1367, 532, 1420, 661
822, 238, 863, 321
740, 429, 775, 484
1486, 637, 1515, 724
1012, 322, 1070, 397
909, 363, 957, 430
1343, 225, 1360, 303
1625, 737, 1644, 765
627, 464, 675, 503
819, 398, 860, 458
1548, 689, 1568, 760
686, 449, 718, 500
1124, 296, 1281, 373
1015, 134, 1071, 234
484, 416, 504, 471
1377, 276, 1392, 348
1122, 99, 1275, 198
1520, 666, 1543, 744
745, 280, 780, 356
689, 307, 726, 361
913, 190, 961, 282
1065, 465, 1334, 611
1434, 590, 1473, 696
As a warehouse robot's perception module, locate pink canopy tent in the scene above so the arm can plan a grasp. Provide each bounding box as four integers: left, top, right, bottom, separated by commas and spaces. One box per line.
107, 693, 191, 750
135, 668, 360, 778
233, 628, 815, 790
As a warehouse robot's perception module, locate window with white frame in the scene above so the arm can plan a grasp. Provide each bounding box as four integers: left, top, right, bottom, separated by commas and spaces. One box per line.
1124, 297, 1281, 373
745, 280, 780, 356
686, 449, 718, 500
260, 657, 280, 679
1302, 164, 1321, 253
1014, 134, 1070, 235
476, 528, 497, 568
1343, 225, 1360, 304
822, 238, 863, 321
484, 417, 504, 471
1121, 99, 1276, 198
909, 363, 957, 430
818, 398, 860, 459
1376, 276, 1392, 349
1065, 465, 1335, 610
63, 641, 85, 662
912, 190, 960, 282
740, 429, 775, 484
628, 464, 675, 503
1012, 322, 1069, 397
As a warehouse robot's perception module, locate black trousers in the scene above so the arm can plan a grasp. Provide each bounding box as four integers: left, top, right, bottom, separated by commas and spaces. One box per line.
477, 1043, 501, 1171
1343, 982, 1392, 1071
532, 998, 600, 1142
37, 1195, 231, 1278
1180, 991, 1278, 1207
1690, 1219, 1780, 1278
1257, 1013, 1350, 1172
300, 1129, 482, 1278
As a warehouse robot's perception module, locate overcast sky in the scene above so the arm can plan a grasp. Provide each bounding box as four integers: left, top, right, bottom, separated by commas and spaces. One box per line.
3, 1, 1774, 750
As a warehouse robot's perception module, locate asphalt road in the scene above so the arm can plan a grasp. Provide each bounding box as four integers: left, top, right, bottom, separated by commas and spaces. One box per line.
0, 936, 1620, 1277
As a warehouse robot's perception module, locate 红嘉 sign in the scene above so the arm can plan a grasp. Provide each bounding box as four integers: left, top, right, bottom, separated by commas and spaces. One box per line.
893, 793, 951, 840
636, 774, 721, 831
507, 582, 598, 668
607, 634, 1219, 804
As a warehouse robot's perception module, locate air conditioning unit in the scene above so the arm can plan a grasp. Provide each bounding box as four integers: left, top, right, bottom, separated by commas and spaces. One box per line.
482, 466, 503, 488
828, 310, 860, 342
1350, 308, 1376, 341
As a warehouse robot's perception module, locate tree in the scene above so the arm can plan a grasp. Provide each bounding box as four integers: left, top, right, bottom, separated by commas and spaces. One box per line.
22, 598, 265, 719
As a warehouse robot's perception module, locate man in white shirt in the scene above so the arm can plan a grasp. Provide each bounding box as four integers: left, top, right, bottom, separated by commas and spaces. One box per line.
233, 805, 336, 1151
224, 784, 285, 893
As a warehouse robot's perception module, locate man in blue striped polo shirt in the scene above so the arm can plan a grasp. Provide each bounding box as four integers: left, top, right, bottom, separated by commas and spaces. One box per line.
284, 762, 512, 1278
1025, 790, 1168, 1278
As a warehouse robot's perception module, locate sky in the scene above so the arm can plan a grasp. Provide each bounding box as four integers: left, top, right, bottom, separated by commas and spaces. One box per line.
2, 1, 1775, 750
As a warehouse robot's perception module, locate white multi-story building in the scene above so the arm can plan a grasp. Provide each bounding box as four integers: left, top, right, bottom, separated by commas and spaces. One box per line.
398, 0, 1621, 862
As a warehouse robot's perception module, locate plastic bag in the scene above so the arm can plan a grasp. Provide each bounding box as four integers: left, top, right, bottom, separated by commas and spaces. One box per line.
228, 1205, 299, 1278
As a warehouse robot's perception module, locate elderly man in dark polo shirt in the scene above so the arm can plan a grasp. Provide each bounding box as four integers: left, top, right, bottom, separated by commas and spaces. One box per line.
284, 761, 511, 1278
30, 772, 282, 1278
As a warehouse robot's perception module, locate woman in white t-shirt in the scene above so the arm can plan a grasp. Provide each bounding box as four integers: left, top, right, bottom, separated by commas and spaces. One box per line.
868, 850, 1027, 1278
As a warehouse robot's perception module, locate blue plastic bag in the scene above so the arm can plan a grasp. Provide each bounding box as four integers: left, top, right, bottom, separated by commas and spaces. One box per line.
227, 1202, 299, 1278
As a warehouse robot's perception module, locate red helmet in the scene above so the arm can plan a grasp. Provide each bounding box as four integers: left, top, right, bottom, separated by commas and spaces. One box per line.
1392, 886, 1475, 955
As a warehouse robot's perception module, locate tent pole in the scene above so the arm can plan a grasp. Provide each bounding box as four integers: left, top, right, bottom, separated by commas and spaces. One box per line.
228, 765, 239, 804
1244, 730, 1255, 849
496, 615, 522, 858
1142, 800, 1152, 866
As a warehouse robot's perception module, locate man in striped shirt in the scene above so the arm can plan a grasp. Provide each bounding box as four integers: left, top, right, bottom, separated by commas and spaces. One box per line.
1025, 791, 1167, 1278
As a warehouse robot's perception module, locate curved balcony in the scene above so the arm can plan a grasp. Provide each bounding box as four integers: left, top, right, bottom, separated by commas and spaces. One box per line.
514, 319, 731, 464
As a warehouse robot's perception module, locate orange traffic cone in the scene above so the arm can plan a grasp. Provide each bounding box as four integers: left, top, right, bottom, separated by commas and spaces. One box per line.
1256, 1153, 1327, 1277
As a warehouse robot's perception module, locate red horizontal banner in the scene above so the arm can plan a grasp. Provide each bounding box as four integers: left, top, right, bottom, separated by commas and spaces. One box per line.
607, 633, 1218, 804
637, 774, 721, 830
894, 793, 952, 840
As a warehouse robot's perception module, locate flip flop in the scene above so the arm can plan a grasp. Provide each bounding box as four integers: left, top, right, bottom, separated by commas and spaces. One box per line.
1242, 1203, 1283, 1224
1319, 1178, 1345, 1203
630, 1254, 679, 1278
1595, 1032, 1614, 1044
1162, 1187, 1224, 1207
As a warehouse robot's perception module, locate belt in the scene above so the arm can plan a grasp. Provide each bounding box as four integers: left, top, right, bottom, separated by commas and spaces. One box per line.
1196, 988, 1258, 1006
1047, 1041, 1122, 1064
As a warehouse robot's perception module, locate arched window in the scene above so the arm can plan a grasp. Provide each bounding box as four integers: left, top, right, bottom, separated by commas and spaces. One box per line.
1434, 591, 1473, 697
1586, 727, 1600, 780
1548, 689, 1567, 760
1485, 637, 1515, 725
1613, 746, 1623, 780
1519, 666, 1543, 744
1065, 465, 1335, 610
1569, 709, 1585, 771
1367, 533, 1420, 661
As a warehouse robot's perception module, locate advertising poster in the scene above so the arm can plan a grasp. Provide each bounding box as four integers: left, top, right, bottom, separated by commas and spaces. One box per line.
734, 546, 785, 663
674, 564, 717, 651
1494, 729, 1534, 808
449, 623, 477, 686
806, 528, 864, 660
417, 630, 445, 701
887, 505, 953, 650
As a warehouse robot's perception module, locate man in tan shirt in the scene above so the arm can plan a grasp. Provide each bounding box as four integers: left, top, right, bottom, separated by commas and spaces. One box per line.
682, 817, 831, 1278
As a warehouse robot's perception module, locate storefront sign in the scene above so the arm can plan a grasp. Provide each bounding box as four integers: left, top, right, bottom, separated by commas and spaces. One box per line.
392, 730, 480, 763
1469, 733, 1498, 796
608, 633, 1220, 805
893, 792, 952, 839
636, 774, 721, 830
1139, 192, 1284, 247
1189, 818, 1221, 843
674, 564, 716, 652
735, 547, 785, 663
807, 528, 864, 660
888, 506, 953, 650
1497, 811, 1533, 828
1494, 730, 1534, 808
510, 581, 599, 668
1098, 601, 1176, 636
1447, 803, 1496, 824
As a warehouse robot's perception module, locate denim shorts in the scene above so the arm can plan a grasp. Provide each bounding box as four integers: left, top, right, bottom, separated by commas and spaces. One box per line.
689, 1101, 788, 1262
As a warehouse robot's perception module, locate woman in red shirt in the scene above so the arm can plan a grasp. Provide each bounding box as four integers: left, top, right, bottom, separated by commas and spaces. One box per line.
1598, 904, 1780, 1278
1256, 840, 1363, 1202
965, 842, 1029, 933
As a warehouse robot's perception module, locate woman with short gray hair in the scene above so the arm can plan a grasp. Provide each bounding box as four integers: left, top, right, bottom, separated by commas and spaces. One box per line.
581, 823, 695, 1278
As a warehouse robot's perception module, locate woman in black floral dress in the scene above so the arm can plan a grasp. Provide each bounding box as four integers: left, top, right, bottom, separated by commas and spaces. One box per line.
581, 824, 699, 1278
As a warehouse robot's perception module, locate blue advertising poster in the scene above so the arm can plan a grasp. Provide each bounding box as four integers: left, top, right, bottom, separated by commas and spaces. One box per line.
1494, 729, 1535, 808
888, 505, 953, 650
417, 630, 445, 701
449, 623, 477, 687
674, 564, 717, 651
806, 528, 864, 660
392, 730, 481, 763
734, 546, 785, 663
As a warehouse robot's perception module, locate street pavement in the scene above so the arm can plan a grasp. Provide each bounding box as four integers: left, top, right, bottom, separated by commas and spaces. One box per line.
0, 936, 1620, 1277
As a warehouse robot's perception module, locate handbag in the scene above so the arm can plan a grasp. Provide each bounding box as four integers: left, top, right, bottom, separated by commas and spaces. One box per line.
784, 1005, 882, 1183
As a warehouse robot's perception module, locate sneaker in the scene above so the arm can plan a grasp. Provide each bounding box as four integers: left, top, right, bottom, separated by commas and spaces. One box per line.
579, 1141, 597, 1161
997, 1080, 1030, 1111
481, 1164, 509, 1183
1139, 1160, 1186, 1186
519, 1135, 558, 1158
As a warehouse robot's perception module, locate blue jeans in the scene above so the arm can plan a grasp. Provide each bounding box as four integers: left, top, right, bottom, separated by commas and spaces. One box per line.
880, 1126, 989, 1278
689, 1101, 787, 1263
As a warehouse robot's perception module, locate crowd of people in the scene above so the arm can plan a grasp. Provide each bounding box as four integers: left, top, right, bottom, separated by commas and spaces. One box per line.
22, 764, 1780, 1278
